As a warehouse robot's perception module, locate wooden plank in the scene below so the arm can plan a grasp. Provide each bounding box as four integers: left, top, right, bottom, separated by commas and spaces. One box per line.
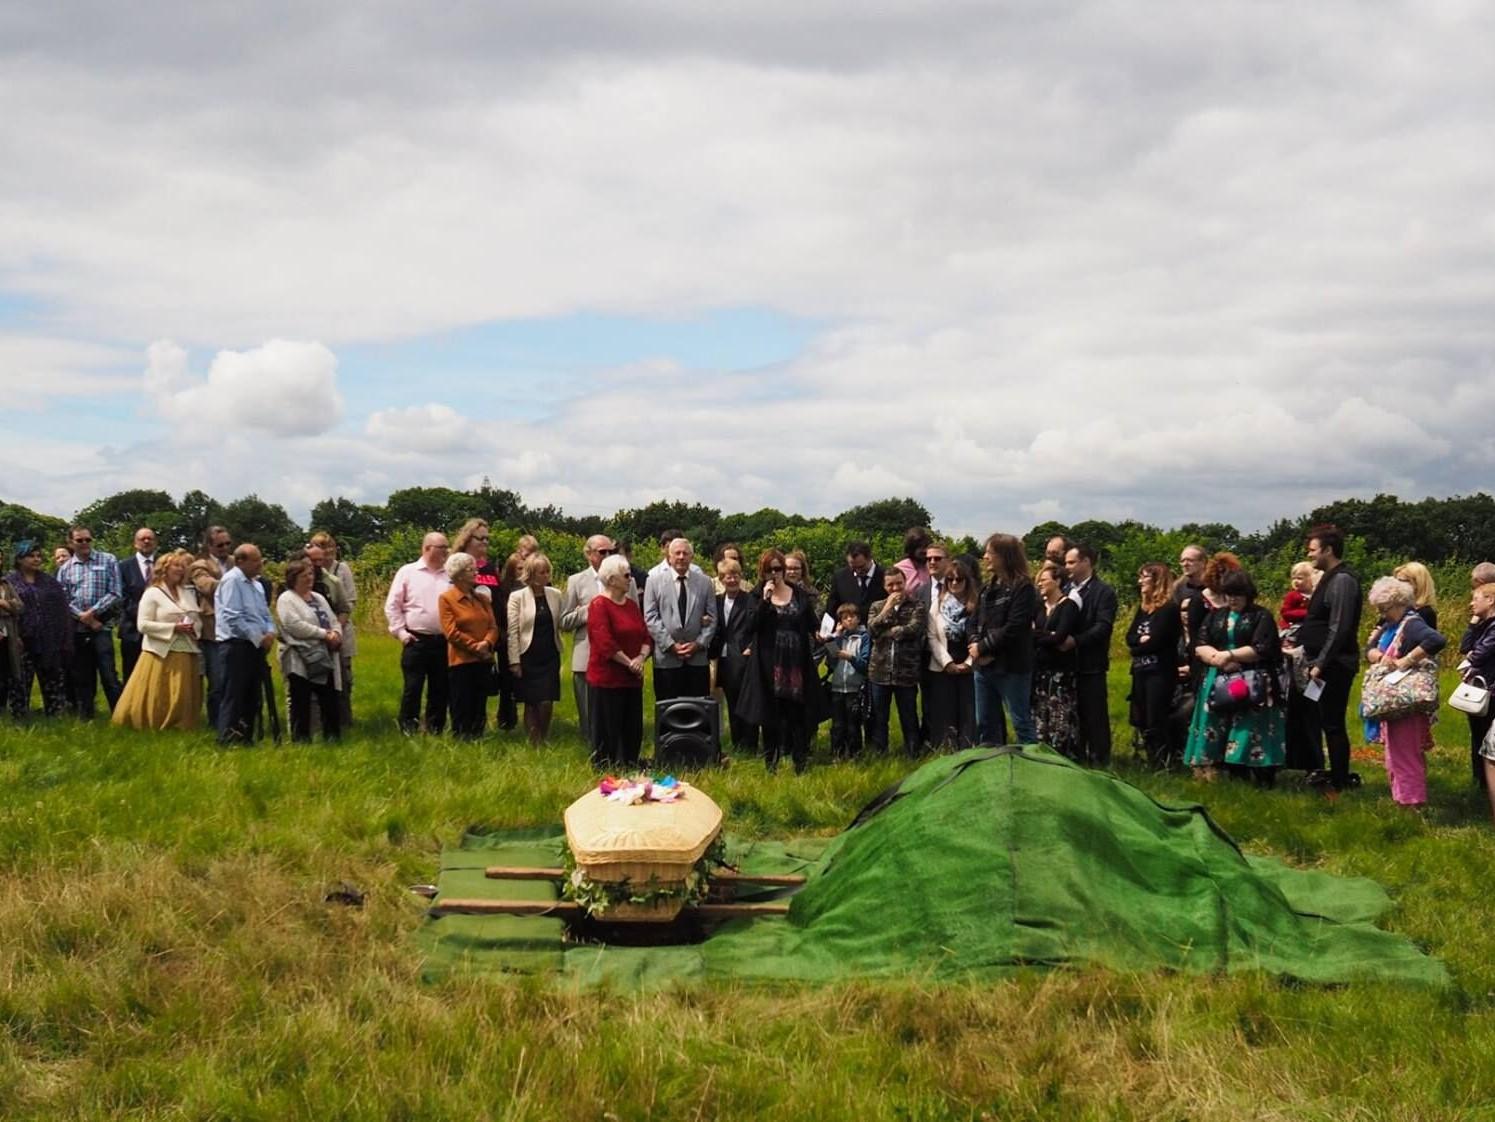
687, 902, 792, 918
482, 866, 807, 888
430, 898, 583, 917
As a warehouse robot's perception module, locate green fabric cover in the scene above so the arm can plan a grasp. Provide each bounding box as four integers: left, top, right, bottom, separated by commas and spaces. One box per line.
419, 746, 1447, 988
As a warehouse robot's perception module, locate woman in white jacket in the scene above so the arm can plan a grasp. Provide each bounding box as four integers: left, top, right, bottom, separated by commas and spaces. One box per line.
112, 550, 203, 730
276, 559, 343, 742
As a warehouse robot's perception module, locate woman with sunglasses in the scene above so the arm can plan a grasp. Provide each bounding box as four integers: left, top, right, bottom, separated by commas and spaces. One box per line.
735, 549, 828, 772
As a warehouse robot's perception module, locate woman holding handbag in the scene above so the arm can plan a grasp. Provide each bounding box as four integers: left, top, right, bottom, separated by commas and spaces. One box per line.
1183, 570, 1285, 786
1363, 576, 1446, 807
1456, 582, 1495, 792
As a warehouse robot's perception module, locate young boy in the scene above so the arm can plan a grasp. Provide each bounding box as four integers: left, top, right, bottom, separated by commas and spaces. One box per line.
825, 602, 871, 758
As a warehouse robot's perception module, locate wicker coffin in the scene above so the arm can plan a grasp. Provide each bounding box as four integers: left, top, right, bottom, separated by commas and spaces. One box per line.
562, 785, 724, 922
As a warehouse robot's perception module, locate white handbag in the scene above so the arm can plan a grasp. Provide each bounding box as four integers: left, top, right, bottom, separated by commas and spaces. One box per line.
1449, 675, 1491, 717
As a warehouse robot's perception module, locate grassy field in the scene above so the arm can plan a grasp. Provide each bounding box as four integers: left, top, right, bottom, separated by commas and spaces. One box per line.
3, 630, 1495, 1121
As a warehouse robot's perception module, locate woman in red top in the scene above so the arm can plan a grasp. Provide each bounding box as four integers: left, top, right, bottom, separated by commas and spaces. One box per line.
587, 554, 652, 766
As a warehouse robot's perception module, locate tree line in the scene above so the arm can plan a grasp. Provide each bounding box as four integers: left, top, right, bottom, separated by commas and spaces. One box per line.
4, 487, 1492, 601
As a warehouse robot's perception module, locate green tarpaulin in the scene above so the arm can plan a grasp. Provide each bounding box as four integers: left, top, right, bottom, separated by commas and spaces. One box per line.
419, 746, 1446, 988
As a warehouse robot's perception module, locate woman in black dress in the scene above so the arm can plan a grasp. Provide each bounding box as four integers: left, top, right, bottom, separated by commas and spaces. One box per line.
505, 553, 563, 744
1126, 563, 1183, 768
1031, 561, 1080, 760
736, 549, 828, 773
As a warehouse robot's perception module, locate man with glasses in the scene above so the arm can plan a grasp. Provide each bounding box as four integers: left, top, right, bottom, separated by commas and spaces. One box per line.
56, 525, 123, 718
918, 542, 952, 743
384, 532, 452, 734
560, 534, 631, 744
192, 525, 235, 729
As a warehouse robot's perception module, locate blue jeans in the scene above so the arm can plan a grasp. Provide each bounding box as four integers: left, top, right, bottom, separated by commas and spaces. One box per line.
202, 639, 230, 732
974, 666, 1035, 745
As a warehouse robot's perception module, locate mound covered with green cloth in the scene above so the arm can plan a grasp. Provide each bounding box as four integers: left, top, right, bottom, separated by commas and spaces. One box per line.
420, 746, 1447, 988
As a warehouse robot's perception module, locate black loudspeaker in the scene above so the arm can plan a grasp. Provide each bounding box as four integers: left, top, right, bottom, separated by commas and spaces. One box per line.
654, 697, 721, 767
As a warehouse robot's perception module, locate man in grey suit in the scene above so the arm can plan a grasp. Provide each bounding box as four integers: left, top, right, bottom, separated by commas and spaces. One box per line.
643, 538, 716, 701
560, 534, 633, 744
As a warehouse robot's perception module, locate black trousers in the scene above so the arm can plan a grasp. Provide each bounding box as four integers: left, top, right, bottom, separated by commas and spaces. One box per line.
288, 673, 342, 742
870, 682, 920, 755
654, 663, 710, 702
399, 633, 449, 734
1129, 669, 1175, 765
1284, 686, 1323, 771
120, 635, 142, 684
1075, 671, 1111, 766
719, 678, 760, 752
829, 690, 864, 758
447, 661, 490, 740
1467, 710, 1494, 787
1309, 662, 1356, 785
923, 669, 976, 751
70, 627, 122, 718
762, 695, 809, 772
220, 639, 265, 743
591, 685, 644, 766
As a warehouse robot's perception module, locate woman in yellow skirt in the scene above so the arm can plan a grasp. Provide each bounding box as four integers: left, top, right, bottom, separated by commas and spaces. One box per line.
113, 549, 204, 730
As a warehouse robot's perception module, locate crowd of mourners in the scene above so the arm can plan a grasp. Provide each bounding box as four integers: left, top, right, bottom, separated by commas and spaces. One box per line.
4, 519, 1495, 821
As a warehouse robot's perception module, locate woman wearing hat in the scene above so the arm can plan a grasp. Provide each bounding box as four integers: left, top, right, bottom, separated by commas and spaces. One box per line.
4, 539, 73, 718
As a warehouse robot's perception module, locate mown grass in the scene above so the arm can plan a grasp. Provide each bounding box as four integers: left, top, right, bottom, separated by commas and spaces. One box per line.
3, 633, 1495, 1120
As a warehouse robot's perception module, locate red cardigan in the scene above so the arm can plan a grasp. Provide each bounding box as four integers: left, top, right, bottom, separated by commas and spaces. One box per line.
587, 594, 649, 689
1279, 589, 1309, 629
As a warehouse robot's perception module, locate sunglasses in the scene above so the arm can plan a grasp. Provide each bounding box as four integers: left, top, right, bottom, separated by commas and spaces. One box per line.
595, 548, 616, 556
768, 565, 785, 572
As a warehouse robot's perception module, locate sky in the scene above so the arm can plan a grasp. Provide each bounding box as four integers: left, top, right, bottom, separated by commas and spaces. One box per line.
2, 1, 1493, 538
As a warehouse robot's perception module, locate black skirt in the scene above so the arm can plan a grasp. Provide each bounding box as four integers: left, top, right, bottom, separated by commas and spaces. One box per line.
518, 600, 561, 704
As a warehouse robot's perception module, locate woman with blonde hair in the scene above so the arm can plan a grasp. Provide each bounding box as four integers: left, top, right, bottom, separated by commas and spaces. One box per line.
112, 549, 203, 731
506, 552, 563, 743
1393, 561, 1438, 628
1364, 576, 1446, 806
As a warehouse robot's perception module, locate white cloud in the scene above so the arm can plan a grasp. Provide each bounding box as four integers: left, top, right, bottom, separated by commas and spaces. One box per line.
1, 3, 1493, 537
0, 334, 136, 403
144, 339, 343, 435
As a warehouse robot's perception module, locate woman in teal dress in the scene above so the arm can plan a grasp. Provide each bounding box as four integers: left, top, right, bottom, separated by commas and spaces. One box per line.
1184, 569, 1286, 787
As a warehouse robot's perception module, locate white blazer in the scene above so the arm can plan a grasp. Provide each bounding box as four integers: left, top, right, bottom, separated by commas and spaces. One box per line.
506, 584, 564, 670
137, 585, 202, 658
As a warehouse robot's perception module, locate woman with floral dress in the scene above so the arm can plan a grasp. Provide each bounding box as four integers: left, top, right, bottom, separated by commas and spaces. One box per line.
1184, 569, 1285, 786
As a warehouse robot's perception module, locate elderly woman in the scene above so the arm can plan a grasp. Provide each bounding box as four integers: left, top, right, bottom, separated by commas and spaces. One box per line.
1460, 581, 1495, 791
112, 549, 202, 730
1364, 576, 1446, 807
5, 540, 71, 719
1127, 563, 1182, 768
711, 542, 748, 596
1184, 570, 1285, 786
586, 554, 652, 765
507, 552, 563, 744
276, 559, 343, 742
309, 530, 357, 725
439, 550, 499, 740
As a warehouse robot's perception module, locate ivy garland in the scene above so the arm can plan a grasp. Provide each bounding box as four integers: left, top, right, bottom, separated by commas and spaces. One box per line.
561, 834, 730, 917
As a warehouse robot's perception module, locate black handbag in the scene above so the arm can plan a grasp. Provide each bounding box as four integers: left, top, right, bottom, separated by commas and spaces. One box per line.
1208, 668, 1268, 713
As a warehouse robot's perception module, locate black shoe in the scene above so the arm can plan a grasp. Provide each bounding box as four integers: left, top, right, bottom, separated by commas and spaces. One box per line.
1306, 769, 1332, 786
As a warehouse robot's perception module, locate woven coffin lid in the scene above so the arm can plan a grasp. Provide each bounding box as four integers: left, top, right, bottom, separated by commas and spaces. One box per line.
563, 785, 723, 868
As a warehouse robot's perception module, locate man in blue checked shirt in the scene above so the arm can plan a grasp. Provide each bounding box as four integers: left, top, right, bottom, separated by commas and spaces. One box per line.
56, 525, 123, 718
214, 543, 276, 744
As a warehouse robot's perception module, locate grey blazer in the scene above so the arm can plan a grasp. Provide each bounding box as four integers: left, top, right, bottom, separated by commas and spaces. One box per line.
643, 567, 717, 668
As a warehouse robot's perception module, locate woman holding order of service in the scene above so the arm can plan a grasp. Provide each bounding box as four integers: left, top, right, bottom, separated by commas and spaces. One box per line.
276, 559, 343, 743
439, 550, 499, 740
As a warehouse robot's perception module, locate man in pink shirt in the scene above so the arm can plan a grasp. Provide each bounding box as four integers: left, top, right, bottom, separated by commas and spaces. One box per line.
385, 532, 452, 734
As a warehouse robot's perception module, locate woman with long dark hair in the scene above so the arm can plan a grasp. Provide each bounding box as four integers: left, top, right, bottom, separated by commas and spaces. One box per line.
968, 533, 1037, 744
1126, 562, 1182, 767
1031, 561, 1081, 759
925, 557, 978, 749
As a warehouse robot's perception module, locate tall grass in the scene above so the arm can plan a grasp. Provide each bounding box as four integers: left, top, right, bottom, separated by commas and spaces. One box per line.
2, 632, 1494, 1120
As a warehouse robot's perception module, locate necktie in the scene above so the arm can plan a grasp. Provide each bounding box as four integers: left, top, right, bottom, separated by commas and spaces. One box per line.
144, 557, 154, 583
859, 573, 867, 592
677, 576, 688, 621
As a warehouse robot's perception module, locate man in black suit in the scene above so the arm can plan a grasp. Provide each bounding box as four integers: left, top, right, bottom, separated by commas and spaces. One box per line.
1066, 543, 1117, 767
117, 526, 158, 683
827, 541, 884, 625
